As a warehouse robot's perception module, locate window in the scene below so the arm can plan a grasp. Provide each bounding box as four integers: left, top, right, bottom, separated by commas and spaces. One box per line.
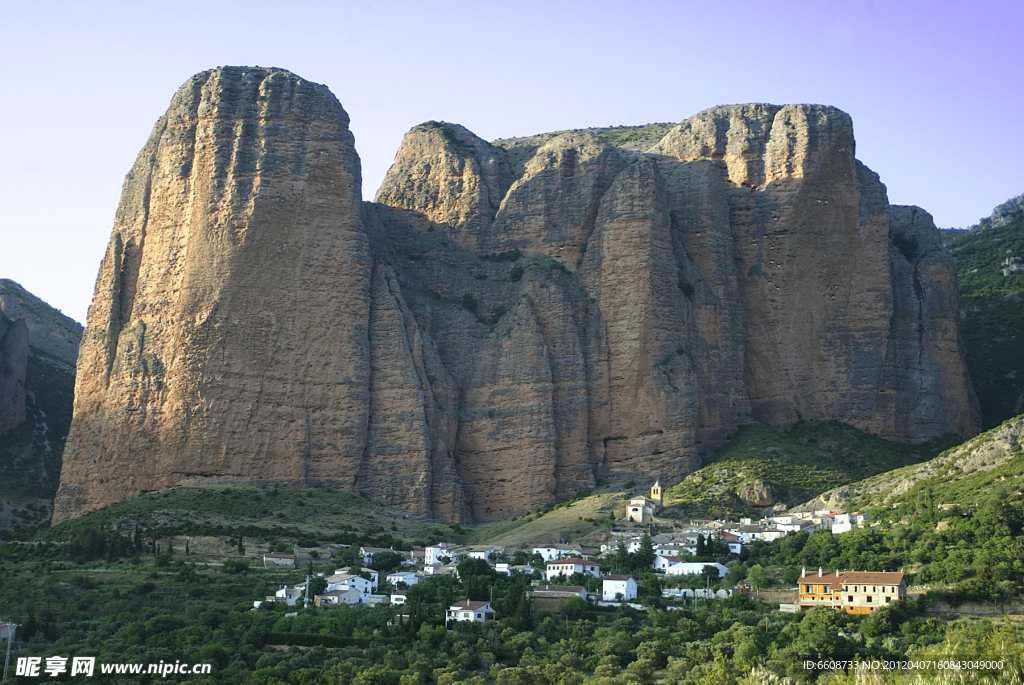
476, 613, 482, 619
848, 596, 854, 602
885, 596, 891, 602
866, 596, 872, 603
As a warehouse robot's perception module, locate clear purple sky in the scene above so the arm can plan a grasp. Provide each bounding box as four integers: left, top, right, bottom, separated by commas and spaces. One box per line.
2, 0, 1021, 324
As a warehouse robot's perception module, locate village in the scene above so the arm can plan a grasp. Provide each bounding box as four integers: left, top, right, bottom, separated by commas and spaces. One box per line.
252, 484, 903, 621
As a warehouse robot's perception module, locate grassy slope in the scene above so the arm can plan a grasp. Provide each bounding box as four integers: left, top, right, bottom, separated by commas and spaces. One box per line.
42, 484, 463, 549
942, 215, 1024, 429
492, 123, 676, 170
800, 413, 1024, 518
467, 486, 625, 547
661, 421, 962, 519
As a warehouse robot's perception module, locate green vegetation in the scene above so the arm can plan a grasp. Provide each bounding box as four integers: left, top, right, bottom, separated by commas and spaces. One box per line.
4, 516, 1024, 683
37, 483, 465, 551
943, 214, 1024, 428
810, 414, 1024, 514
414, 121, 480, 156
663, 422, 962, 519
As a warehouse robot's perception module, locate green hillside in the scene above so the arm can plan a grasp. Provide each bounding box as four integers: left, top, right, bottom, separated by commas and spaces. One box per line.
662, 421, 961, 519
40, 483, 464, 550
801, 413, 1024, 516
942, 210, 1024, 429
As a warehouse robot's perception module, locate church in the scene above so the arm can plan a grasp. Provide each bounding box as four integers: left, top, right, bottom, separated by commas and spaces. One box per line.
627, 481, 663, 523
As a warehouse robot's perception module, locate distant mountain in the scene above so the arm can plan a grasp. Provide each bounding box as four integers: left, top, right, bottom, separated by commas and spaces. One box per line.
942, 193, 1024, 429
0, 279, 82, 539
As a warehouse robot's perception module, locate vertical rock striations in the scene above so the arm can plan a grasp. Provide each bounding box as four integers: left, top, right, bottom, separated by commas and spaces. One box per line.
55, 67, 375, 522
0, 311, 29, 435
54, 71, 980, 524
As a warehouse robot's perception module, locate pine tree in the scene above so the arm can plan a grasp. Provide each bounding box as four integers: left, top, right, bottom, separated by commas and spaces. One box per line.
635, 532, 656, 570
696, 534, 706, 557
238, 532, 244, 555
615, 540, 630, 572
185, 539, 190, 556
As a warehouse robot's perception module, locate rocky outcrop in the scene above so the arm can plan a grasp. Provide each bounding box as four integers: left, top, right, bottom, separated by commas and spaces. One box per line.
0, 279, 83, 366
54, 67, 376, 523
886, 206, 980, 438
0, 311, 29, 435
0, 283, 79, 535
54, 69, 981, 524
972, 192, 1024, 231
737, 479, 776, 508
374, 122, 513, 253
578, 160, 699, 483
491, 132, 624, 268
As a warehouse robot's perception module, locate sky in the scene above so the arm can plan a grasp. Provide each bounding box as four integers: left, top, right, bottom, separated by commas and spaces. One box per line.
1, 0, 1021, 325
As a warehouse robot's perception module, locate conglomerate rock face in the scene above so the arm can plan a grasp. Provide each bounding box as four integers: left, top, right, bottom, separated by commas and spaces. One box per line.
53, 68, 981, 523
0, 310, 29, 435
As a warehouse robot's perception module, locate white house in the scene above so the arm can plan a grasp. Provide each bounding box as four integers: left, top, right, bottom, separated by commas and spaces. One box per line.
602, 575, 637, 602
325, 573, 373, 602
360, 546, 396, 565
263, 553, 296, 568
273, 586, 303, 606
546, 558, 601, 581
664, 562, 728, 578
777, 520, 821, 534
391, 590, 407, 605
387, 571, 419, 588
467, 546, 503, 561
533, 545, 573, 561
653, 554, 685, 572
359, 567, 380, 589
447, 600, 496, 623
316, 588, 361, 607
832, 513, 868, 535
425, 543, 466, 565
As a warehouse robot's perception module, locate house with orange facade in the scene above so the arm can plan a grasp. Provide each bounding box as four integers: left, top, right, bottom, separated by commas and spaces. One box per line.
797, 568, 906, 614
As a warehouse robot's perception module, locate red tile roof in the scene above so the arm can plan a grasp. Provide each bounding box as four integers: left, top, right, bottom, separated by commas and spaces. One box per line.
800, 571, 905, 588
449, 600, 493, 611
533, 585, 584, 593
603, 574, 634, 581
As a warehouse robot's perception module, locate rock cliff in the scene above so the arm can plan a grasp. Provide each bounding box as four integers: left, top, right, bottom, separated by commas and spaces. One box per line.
0, 281, 81, 535
0, 311, 29, 435
53, 69, 981, 523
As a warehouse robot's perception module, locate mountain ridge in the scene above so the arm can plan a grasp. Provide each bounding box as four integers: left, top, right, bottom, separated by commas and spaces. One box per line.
52, 66, 980, 525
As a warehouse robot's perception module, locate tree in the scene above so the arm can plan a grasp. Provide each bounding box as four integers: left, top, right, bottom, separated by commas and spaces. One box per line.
695, 534, 706, 557
308, 576, 328, 596
614, 541, 630, 573
700, 564, 720, 587
634, 533, 655, 570
237, 532, 244, 555
748, 564, 768, 597
560, 596, 588, 620
369, 551, 405, 574
726, 560, 747, 585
